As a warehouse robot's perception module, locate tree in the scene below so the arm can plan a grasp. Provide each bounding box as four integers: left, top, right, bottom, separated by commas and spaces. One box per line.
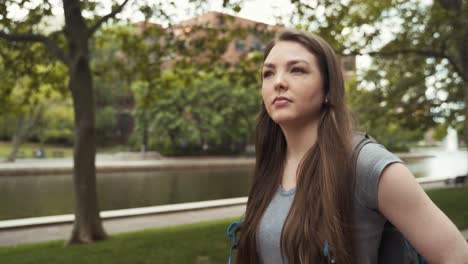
346, 56, 435, 150
0, 41, 68, 161
0, 0, 132, 244
289, 0, 467, 144
140, 62, 261, 155
0, 0, 244, 244
97, 24, 170, 152
109, 14, 263, 154
91, 26, 138, 147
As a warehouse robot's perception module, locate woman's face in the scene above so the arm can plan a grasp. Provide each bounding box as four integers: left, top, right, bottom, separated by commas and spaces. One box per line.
262, 41, 325, 126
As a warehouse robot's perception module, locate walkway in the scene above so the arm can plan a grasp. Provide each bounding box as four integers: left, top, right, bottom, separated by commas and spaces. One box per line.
0, 204, 246, 247
0, 154, 254, 176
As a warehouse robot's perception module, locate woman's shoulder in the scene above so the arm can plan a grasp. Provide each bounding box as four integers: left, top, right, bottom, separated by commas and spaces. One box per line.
354, 141, 404, 210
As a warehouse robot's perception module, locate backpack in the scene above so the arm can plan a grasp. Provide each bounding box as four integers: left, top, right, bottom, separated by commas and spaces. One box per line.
352, 132, 427, 264
227, 132, 427, 263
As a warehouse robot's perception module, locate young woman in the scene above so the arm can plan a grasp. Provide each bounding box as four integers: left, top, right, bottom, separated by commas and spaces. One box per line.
235, 30, 468, 263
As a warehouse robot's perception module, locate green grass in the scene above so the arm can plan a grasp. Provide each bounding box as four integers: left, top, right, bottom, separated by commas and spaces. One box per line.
0, 188, 466, 264
427, 187, 468, 230
0, 141, 73, 159
0, 218, 236, 264
0, 141, 133, 159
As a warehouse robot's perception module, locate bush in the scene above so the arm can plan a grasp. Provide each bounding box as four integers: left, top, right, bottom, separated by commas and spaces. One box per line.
95, 106, 117, 145
39, 103, 74, 145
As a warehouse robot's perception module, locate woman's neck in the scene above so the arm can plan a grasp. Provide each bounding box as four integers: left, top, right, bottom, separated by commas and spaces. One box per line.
281, 119, 319, 164
278, 119, 319, 190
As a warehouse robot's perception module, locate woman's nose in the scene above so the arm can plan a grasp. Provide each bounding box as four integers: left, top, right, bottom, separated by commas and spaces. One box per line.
274, 72, 288, 91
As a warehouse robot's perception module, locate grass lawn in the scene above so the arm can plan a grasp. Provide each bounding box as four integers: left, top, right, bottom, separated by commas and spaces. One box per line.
0, 218, 236, 264
0, 141, 73, 159
427, 187, 468, 230
0, 141, 133, 159
0, 188, 466, 264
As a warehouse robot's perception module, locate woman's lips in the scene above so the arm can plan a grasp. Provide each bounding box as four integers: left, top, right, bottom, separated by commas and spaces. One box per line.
273, 96, 292, 105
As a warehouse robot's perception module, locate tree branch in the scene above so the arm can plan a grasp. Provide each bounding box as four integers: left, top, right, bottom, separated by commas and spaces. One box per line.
46, 30, 69, 65
436, 0, 462, 13
347, 48, 466, 81
87, 0, 131, 36
0, 31, 70, 65
43, 37, 69, 65
0, 31, 47, 42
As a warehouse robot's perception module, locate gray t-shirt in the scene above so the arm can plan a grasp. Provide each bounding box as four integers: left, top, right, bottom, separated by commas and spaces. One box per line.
256, 142, 403, 264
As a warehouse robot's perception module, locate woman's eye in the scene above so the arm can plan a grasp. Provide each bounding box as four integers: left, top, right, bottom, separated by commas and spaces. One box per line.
291, 67, 305, 73
263, 71, 273, 78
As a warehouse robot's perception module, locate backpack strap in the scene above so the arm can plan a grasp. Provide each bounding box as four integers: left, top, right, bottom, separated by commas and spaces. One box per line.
227, 221, 241, 264
351, 131, 376, 176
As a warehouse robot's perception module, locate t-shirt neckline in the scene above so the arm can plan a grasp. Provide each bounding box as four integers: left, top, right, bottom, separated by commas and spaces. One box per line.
279, 185, 296, 196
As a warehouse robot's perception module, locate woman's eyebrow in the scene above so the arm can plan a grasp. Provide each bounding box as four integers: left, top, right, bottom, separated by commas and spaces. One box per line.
263, 63, 275, 69
286, 59, 309, 66
263, 60, 310, 69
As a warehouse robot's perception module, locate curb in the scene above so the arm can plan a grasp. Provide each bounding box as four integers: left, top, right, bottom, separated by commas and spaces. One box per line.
0, 158, 255, 176
0, 197, 248, 230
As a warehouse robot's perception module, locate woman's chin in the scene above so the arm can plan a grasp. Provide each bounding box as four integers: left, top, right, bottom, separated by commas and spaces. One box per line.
271, 115, 297, 126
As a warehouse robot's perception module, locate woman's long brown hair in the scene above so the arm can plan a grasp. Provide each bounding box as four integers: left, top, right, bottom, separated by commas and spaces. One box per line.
236, 30, 356, 263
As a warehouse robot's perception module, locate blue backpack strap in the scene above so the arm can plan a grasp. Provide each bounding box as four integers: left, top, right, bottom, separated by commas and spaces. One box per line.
227, 221, 241, 264
404, 240, 428, 264
323, 240, 329, 256
323, 240, 336, 263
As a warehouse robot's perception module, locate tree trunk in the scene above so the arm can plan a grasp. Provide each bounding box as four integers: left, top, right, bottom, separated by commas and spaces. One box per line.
464, 80, 467, 147
458, 26, 468, 145
7, 106, 44, 162
7, 116, 26, 162
64, 0, 107, 244
141, 115, 148, 153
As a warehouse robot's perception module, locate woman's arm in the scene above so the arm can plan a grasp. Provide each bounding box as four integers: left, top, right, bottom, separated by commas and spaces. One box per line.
377, 162, 468, 263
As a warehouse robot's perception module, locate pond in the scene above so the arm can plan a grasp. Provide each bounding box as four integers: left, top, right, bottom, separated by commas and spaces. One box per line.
0, 150, 466, 221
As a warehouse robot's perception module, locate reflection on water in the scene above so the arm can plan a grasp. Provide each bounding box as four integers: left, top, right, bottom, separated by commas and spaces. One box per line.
0, 150, 466, 221
404, 150, 467, 179
0, 167, 252, 221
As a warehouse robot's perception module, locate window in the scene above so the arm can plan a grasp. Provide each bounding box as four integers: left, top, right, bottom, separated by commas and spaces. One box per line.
235, 40, 246, 52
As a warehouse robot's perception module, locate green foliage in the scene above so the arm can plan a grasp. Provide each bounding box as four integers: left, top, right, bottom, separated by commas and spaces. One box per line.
0, 23, 69, 148
348, 55, 439, 150
0, 115, 17, 140
292, 0, 467, 146
38, 100, 74, 145
133, 62, 261, 155
104, 19, 268, 155
432, 123, 449, 141
95, 106, 117, 145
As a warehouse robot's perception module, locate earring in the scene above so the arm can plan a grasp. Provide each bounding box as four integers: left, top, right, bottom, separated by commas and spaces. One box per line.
324, 97, 329, 105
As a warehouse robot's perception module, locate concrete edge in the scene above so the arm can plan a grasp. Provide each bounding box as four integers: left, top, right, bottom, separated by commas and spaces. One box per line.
0, 160, 255, 176
0, 197, 248, 230
417, 176, 457, 184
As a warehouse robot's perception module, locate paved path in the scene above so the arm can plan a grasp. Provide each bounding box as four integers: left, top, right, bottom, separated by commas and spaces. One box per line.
0, 155, 254, 176
0, 205, 246, 247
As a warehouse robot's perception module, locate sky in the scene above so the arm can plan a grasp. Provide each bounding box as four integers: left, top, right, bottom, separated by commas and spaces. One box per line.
152, 0, 295, 25
26, 0, 295, 27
